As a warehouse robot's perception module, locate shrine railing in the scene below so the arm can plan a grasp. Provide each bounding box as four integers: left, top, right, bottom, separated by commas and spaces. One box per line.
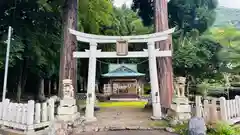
195, 95, 240, 124
0, 98, 55, 132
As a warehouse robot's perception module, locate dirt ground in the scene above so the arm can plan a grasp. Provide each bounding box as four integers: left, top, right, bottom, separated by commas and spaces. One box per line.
83, 107, 154, 128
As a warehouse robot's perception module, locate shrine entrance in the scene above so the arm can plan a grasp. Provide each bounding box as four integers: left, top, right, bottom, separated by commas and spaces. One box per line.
69, 28, 175, 122
101, 63, 145, 100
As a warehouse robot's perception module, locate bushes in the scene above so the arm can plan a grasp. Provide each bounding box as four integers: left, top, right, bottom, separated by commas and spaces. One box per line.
172, 121, 240, 135
173, 123, 188, 135
207, 122, 240, 135
144, 84, 151, 95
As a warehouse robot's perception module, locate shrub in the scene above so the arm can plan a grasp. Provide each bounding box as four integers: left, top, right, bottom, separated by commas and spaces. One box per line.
173, 123, 188, 135
207, 122, 240, 135
144, 84, 151, 94
172, 121, 240, 135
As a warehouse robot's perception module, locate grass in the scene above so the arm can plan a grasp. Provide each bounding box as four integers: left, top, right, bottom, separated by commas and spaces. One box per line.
97, 101, 147, 108
233, 124, 240, 133
76, 99, 86, 106
149, 120, 169, 127
77, 100, 147, 108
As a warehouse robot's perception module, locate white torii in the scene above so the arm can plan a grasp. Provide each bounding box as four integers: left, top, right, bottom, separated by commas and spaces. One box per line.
69, 28, 175, 122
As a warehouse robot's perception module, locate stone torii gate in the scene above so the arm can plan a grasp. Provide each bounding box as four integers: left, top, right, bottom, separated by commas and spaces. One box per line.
69, 28, 175, 122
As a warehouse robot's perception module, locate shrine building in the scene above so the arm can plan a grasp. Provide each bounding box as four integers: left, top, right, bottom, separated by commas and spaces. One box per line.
101, 64, 145, 100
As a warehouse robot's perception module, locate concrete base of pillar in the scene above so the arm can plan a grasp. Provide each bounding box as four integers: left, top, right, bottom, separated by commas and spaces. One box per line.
152, 102, 162, 120
57, 112, 80, 122
57, 105, 78, 115
85, 116, 97, 123
170, 97, 191, 121
151, 116, 162, 120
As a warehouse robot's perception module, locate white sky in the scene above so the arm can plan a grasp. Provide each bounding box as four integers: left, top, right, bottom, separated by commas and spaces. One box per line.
113, 0, 240, 9
219, 0, 240, 9
113, 0, 132, 8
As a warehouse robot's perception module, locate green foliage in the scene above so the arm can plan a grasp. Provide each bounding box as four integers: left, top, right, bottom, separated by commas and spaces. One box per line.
149, 120, 169, 127
168, 0, 217, 34
172, 122, 240, 135
173, 29, 222, 80
79, 0, 114, 34
0, 35, 24, 69
132, 0, 218, 34
208, 122, 240, 135
0, 0, 61, 76
112, 7, 153, 35
0, 0, 234, 101
97, 6, 152, 77
0, 0, 152, 98
173, 31, 202, 69
207, 26, 240, 73
132, 0, 225, 84
144, 84, 151, 95
172, 123, 188, 135
197, 80, 212, 97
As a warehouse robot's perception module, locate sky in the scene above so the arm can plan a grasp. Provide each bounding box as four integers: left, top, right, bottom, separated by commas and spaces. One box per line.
219, 0, 240, 9
113, 0, 240, 9
113, 0, 132, 8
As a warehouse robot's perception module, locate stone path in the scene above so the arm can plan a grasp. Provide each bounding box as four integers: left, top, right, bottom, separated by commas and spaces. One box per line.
83, 107, 153, 129
73, 107, 177, 134
79, 130, 178, 135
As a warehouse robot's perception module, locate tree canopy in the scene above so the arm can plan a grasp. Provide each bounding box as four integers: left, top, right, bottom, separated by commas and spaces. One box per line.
0, 0, 238, 100
132, 0, 218, 34
0, 0, 152, 101
208, 26, 240, 73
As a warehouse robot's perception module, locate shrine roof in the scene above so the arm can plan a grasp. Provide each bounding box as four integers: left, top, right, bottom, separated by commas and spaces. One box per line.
101, 64, 145, 78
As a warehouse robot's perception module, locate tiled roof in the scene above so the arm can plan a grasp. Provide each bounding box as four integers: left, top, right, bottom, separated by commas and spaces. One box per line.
102, 65, 145, 77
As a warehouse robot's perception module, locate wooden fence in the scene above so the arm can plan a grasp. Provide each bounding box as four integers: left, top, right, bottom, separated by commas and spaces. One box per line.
195, 95, 240, 124
0, 98, 55, 133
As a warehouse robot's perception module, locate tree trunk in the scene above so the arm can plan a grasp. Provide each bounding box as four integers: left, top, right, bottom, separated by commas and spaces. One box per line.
16, 60, 25, 102
21, 59, 28, 94
59, 0, 78, 97
38, 78, 46, 102
48, 79, 51, 96
16, 76, 22, 102
54, 80, 57, 95
84, 78, 87, 93
154, 0, 174, 110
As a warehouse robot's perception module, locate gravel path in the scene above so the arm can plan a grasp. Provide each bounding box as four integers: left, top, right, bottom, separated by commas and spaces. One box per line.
73, 107, 176, 134
83, 107, 153, 129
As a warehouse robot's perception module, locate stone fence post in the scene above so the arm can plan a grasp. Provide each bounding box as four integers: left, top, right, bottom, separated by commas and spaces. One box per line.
219, 97, 227, 121
195, 96, 202, 117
